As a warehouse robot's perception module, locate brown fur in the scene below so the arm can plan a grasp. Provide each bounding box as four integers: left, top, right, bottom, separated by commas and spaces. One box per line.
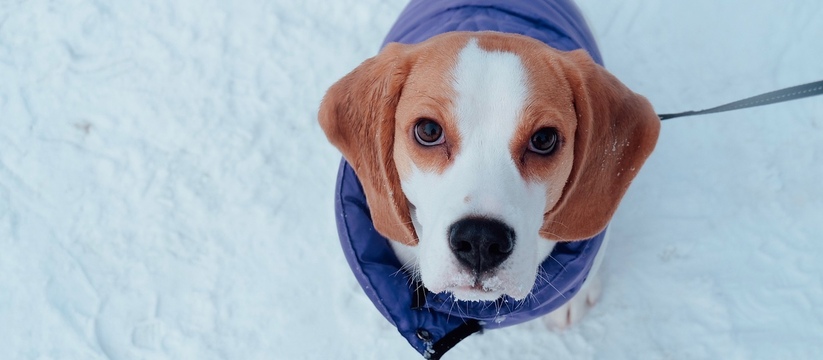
318, 43, 419, 245
539, 49, 660, 241
318, 32, 660, 245
393, 37, 464, 178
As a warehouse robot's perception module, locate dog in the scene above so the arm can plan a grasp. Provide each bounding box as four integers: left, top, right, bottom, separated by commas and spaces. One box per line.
319, 0, 659, 357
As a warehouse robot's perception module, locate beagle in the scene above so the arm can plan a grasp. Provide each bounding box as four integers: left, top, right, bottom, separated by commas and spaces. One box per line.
319, 1, 659, 353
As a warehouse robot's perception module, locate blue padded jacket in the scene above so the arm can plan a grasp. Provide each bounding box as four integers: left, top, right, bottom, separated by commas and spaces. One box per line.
333, 1, 605, 358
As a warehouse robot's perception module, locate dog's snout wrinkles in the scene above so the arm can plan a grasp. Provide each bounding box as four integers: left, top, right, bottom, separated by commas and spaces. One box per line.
448, 217, 516, 273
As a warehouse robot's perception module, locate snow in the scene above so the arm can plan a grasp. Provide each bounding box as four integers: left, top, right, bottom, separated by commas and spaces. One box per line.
1, 0, 821, 359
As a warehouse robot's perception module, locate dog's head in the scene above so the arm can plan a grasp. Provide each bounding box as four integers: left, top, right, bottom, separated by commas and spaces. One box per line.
319, 32, 659, 301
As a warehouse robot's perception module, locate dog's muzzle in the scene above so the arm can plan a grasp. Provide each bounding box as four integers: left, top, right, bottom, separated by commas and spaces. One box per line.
448, 217, 516, 274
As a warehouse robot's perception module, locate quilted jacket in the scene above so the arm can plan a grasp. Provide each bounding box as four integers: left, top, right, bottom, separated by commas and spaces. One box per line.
333, 1, 605, 358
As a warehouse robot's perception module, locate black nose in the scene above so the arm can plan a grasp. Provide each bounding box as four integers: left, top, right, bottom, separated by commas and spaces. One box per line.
448, 217, 516, 274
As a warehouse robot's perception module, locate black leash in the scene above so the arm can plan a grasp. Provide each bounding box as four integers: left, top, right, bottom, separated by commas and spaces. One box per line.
658, 79, 823, 120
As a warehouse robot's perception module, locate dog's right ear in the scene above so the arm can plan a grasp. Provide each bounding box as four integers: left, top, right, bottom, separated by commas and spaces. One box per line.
318, 43, 418, 246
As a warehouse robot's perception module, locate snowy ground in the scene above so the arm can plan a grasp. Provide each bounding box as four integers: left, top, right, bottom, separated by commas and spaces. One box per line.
1, 0, 822, 359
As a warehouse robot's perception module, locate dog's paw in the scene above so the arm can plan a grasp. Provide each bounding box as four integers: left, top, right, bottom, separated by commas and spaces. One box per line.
542, 272, 602, 331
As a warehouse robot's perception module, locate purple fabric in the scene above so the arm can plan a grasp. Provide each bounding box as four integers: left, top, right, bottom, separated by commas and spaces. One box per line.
381, 0, 602, 65
333, 0, 606, 357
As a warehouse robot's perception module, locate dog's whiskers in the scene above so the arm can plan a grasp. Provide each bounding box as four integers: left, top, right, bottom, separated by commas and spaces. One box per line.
528, 291, 539, 305
444, 294, 455, 321
480, 299, 496, 313
545, 279, 566, 299
533, 263, 568, 300
453, 296, 471, 321
503, 296, 513, 314
390, 257, 420, 286
445, 293, 470, 323
535, 264, 551, 283
547, 254, 567, 272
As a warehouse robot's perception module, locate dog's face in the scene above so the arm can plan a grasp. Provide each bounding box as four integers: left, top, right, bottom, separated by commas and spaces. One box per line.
320, 32, 659, 301
391, 39, 577, 300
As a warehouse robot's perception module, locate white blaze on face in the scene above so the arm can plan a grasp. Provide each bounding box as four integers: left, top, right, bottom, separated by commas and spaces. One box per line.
393, 39, 556, 301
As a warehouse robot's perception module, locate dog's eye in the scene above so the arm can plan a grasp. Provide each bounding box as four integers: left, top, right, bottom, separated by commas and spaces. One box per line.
529, 128, 559, 155
414, 119, 444, 146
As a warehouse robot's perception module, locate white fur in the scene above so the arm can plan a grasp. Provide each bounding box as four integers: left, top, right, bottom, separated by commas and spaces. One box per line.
391, 40, 556, 301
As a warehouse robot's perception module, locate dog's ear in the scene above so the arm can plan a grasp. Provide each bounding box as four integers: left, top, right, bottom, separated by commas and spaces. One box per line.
319, 43, 418, 245
541, 50, 660, 241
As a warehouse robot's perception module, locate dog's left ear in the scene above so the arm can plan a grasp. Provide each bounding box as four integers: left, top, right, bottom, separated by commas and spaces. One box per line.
541, 50, 660, 241
318, 43, 418, 246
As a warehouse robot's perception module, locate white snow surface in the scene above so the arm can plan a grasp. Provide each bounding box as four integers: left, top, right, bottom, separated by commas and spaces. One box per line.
1, 0, 822, 359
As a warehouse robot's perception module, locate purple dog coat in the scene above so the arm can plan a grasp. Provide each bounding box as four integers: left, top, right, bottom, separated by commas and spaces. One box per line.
333, 0, 606, 358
